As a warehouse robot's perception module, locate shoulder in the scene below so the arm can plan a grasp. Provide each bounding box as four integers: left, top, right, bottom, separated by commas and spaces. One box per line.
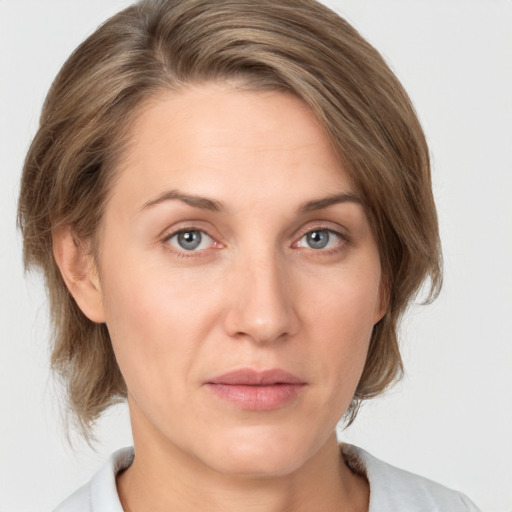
342, 444, 480, 512
53, 447, 134, 512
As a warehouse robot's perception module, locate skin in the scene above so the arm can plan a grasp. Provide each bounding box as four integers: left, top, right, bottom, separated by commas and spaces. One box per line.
54, 83, 386, 512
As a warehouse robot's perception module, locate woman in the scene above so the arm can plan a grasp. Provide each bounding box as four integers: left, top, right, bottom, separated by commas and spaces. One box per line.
17, 0, 481, 510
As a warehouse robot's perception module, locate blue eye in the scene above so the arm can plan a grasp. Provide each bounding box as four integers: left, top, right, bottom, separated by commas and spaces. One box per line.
299, 229, 341, 250
167, 230, 214, 251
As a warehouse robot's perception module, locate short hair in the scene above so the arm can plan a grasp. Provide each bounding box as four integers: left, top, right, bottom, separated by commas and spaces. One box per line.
18, 0, 442, 437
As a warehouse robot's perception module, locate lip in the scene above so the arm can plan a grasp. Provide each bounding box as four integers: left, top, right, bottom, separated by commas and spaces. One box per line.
204, 368, 307, 411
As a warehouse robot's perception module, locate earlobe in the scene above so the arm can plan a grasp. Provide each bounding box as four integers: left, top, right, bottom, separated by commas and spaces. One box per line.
52, 226, 106, 323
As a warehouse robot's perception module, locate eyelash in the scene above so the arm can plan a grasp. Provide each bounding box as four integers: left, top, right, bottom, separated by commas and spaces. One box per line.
162, 226, 348, 258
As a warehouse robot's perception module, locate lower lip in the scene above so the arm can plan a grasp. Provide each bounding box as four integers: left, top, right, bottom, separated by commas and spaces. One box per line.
205, 383, 306, 410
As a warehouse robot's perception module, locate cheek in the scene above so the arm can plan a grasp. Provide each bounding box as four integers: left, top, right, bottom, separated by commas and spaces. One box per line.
303, 263, 381, 336
98, 251, 222, 398
299, 264, 381, 384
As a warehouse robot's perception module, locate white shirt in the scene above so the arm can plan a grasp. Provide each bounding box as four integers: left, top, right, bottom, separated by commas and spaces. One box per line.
54, 445, 480, 511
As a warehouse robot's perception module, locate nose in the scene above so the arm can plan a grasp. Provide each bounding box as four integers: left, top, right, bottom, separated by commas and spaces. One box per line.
223, 251, 300, 344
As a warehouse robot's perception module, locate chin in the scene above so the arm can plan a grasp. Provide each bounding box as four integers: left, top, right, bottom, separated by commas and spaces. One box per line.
198, 427, 317, 478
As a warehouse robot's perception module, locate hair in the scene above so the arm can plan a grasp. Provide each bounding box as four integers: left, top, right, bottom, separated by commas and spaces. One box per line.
18, 0, 442, 438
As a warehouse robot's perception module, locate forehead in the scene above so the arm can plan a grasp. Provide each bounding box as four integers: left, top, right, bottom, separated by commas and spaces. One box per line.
109, 83, 351, 209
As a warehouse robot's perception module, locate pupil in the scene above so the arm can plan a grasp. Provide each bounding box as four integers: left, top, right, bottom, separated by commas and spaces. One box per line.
178, 231, 201, 250
307, 230, 329, 249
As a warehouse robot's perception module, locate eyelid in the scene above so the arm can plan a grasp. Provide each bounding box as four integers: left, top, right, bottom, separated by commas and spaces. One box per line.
159, 218, 221, 243
292, 221, 349, 241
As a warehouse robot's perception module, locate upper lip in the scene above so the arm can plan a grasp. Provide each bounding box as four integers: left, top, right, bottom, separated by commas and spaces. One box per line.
206, 368, 306, 386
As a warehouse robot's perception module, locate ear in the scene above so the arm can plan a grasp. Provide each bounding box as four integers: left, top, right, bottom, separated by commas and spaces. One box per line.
374, 275, 390, 325
52, 226, 106, 323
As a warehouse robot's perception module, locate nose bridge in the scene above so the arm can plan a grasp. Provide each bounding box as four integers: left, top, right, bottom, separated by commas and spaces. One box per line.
224, 245, 298, 343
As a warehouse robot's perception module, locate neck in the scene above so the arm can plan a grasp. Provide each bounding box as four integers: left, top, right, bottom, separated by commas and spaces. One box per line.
117, 430, 368, 512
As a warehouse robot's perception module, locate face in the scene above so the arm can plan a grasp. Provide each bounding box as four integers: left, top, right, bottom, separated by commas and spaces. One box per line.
95, 84, 384, 477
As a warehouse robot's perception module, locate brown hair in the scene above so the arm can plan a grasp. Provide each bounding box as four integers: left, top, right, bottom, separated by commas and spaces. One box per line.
18, 0, 442, 437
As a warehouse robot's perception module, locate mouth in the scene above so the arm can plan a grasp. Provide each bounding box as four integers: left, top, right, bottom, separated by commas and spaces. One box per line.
204, 368, 307, 411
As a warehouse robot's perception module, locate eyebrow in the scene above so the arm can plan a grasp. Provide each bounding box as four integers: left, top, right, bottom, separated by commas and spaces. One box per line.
140, 189, 224, 212
297, 192, 362, 214
139, 189, 361, 214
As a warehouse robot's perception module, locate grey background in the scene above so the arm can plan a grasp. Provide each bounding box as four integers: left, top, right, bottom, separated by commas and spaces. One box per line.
1, 1, 511, 510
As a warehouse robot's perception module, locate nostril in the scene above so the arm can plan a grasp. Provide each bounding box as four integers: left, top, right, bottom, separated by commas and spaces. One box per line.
222, 260, 300, 342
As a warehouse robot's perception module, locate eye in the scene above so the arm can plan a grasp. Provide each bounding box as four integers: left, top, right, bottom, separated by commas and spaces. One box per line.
166, 229, 215, 251
296, 229, 342, 250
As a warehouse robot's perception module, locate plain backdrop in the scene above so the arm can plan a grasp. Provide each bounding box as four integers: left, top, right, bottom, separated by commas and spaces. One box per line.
1, 1, 511, 511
